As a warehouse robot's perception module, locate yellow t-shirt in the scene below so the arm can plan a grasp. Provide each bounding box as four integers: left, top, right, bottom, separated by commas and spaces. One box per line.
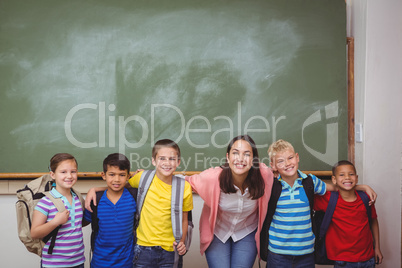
129, 171, 193, 251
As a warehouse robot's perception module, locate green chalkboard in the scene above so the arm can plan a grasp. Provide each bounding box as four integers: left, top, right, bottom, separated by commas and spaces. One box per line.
0, 0, 347, 173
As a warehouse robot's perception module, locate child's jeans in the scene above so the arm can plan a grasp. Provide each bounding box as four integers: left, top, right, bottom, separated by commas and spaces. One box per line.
266, 250, 315, 268
334, 257, 375, 268
205, 230, 257, 268
133, 244, 175, 268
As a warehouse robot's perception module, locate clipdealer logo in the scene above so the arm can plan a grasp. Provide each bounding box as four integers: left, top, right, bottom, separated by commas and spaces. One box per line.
64, 101, 339, 168
302, 101, 339, 166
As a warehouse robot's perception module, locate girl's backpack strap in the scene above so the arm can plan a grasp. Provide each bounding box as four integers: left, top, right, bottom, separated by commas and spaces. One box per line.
43, 192, 65, 212
42, 192, 66, 254
71, 188, 85, 210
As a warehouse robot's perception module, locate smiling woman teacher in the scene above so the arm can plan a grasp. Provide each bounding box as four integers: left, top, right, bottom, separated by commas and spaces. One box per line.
186, 135, 273, 268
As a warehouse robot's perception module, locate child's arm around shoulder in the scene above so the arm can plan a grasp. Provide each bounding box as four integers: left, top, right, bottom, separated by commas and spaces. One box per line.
323, 181, 377, 204
85, 170, 142, 211
355, 184, 377, 204
85, 187, 107, 212
313, 191, 330, 212
30, 206, 69, 239
324, 182, 377, 204
185, 167, 222, 195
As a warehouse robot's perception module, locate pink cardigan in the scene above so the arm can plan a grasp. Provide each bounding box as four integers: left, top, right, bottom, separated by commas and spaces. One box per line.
186, 163, 273, 257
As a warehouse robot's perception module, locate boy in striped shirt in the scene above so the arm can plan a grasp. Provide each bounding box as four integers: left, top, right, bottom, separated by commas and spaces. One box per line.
264, 140, 375, 268
84, 153, 136, 268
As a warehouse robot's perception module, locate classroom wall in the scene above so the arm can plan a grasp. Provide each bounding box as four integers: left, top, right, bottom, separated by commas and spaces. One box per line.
0, 0, 401, 267
350, 0, 402, 267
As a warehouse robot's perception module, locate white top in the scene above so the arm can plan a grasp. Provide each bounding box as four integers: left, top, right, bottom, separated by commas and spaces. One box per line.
214, 185, 258, 243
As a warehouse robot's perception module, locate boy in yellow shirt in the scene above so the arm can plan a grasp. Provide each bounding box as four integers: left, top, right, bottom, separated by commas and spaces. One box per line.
130, 139, 193, 267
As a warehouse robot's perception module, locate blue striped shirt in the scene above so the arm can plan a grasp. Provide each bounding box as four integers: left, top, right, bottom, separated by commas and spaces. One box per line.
268, 171, 326, 255
84, 188, 136, 268
35, 188, 85, 268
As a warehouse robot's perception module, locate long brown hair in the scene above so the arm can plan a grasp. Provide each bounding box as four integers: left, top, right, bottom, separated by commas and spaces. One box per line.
219, 135, 265, 199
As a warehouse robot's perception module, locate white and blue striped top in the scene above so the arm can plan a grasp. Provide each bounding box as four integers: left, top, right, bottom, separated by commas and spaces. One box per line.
268, 170, 326, 256
35, 188, 85, 267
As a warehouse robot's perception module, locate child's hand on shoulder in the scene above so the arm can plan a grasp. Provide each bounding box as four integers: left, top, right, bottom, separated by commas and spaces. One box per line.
269, 166, 279, 178
132, 169, 144, 176
53, 210, 70, 226
173, 241, 187, 256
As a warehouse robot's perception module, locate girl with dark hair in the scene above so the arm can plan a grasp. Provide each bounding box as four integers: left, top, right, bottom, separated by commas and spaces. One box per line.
186, 135, 273, 268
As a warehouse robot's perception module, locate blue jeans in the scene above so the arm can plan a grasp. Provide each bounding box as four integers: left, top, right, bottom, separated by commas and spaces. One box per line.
334, 257, 375, 268
133, 244, 175, 268
266, 251, 315, 268
205, 230, 257, 268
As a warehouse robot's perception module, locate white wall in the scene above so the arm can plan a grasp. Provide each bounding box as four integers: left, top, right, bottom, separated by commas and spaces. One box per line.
350, 0, 402, 267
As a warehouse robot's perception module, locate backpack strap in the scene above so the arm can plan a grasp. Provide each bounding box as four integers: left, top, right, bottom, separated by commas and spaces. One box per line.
127, 187, 138, 200
43, 192, 66, 212
171, 175, 185, 268
319, 191, 339, 239
135, 170, 156, 230
90, 191, 105, 252
42, 192, 66, 254
260, 177, 282, 261
72, 188, 85, 210
126, 187, 139, 236
357, 191, 372, 226
302, 175, 315, 219
171, 175, 184, 243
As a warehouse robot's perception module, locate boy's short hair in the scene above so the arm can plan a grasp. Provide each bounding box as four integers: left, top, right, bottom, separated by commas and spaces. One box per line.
152, 139, 181, 159
103, 153, 130, 173
50, 153, 77, 172
267, 139, 295, 162
332, 160, 357, 176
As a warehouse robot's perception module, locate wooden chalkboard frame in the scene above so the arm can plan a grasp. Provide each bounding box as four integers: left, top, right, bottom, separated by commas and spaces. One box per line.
0, 170, 332, 179
347, 37, 355, 163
